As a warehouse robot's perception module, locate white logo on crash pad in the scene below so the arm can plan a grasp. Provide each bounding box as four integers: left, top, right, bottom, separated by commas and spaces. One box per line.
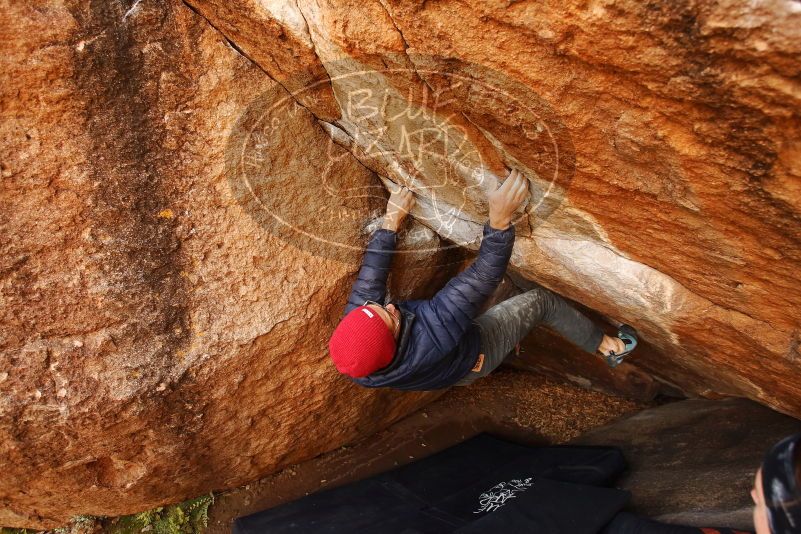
474, 478, 534, 514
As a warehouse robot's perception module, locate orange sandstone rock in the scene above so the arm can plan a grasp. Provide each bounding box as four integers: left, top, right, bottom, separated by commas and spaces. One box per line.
0, 0, 445, 527
2, 0, 801, 527
188, 0, 801, 414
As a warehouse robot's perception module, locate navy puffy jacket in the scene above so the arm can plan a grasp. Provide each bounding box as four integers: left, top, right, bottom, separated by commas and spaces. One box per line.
341, 221, 515, 391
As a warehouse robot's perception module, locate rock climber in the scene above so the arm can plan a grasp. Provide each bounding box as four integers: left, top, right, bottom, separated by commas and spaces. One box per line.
328, 169, 636, 390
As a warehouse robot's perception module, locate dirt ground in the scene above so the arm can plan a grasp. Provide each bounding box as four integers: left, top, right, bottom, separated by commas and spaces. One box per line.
206, 368, 645, 533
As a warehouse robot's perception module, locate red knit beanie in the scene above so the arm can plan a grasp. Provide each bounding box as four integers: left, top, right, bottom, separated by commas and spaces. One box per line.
329, 305, 396, 378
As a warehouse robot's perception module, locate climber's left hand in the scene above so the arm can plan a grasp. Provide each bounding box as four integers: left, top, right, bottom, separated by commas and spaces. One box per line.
382, 184, 415, 232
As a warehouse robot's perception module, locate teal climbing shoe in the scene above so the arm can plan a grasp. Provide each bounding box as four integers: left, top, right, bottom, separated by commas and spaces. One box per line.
605, 324, 638, 368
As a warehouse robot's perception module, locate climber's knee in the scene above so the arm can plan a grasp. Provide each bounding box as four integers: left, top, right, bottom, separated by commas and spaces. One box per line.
524, 286, 550, 301
523, 286, 553, 308
522, 286, 560, 322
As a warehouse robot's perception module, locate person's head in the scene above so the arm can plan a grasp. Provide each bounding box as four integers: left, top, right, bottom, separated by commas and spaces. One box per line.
328, 302, 401, 378
751, 433, 801, 534
365, 302, 401, 339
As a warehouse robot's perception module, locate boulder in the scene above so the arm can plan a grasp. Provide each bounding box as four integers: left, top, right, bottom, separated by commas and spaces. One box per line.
2, 0, 801, 527
0, 0, 448, 527
187, 0, 801, 414
573, 398, 801, 529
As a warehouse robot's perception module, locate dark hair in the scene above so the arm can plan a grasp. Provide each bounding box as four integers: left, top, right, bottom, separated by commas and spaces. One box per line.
796, 443, 801, 486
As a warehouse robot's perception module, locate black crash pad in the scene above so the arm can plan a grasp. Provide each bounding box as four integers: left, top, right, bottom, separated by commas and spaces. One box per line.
233, 434, 630, 534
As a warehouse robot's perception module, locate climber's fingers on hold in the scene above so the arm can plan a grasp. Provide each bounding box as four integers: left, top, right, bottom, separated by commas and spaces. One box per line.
513, 176, 528, 203
498, 169, 518, 193
387, 186, 408, 212
403, 188, 415, 209
514, 172, 526, 192
388, 184, 409, 200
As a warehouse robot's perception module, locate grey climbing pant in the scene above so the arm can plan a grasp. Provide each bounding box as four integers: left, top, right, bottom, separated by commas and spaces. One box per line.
454, 287, 605, 386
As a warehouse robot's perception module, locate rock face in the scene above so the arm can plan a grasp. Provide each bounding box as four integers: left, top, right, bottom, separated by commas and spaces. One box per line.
1, 0, 800, 527
187, 0, 801, 411
0, 0, 451, 527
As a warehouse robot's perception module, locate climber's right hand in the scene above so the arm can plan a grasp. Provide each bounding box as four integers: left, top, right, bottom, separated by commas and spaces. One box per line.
488, 169, 529, 230
382, 184, 415, 232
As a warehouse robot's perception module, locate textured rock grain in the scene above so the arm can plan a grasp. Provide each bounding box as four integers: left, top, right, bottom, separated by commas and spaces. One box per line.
2, 0, 800, 527
187, 0, 801, 411
0, 0, 445, 527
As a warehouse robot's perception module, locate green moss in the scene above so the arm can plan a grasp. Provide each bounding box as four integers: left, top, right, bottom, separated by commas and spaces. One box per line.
1, 495, 212, 534
0, 493, 214, 534
106, 494, 214, 534
0, 526, 73, 534
0, 527, 73, 534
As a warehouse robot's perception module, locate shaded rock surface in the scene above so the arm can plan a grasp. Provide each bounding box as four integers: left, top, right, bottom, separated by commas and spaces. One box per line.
573, 397, 801, 529
2, 0, 801, 528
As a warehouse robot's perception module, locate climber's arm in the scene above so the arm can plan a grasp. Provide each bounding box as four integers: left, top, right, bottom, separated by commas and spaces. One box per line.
422, 223, 514, 351
343, 185, 414, 316
421, 170, 528, 353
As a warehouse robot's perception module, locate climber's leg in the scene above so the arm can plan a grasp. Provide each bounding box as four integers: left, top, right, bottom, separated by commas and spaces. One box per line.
453, 287, 605, 386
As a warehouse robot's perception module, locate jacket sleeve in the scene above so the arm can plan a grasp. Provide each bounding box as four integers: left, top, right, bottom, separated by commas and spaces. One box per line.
343, 228, 397, 316
422, 222, 515, 353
